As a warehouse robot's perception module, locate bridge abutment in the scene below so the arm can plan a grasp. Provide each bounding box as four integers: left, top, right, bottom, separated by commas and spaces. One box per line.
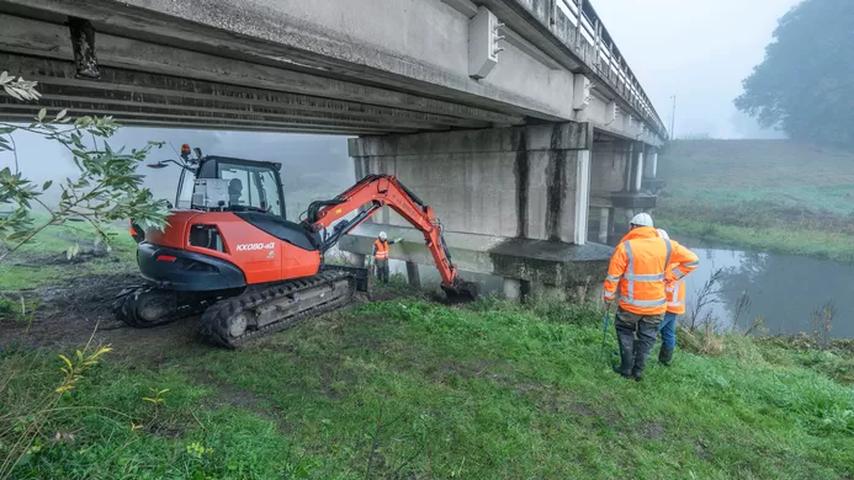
339, 122, 611, 300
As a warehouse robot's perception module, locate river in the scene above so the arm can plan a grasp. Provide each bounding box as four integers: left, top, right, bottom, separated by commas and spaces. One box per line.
683, 240, 854, 339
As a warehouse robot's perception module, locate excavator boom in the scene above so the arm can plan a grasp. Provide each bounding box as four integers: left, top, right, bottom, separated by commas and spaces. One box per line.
303, 175, 463, 290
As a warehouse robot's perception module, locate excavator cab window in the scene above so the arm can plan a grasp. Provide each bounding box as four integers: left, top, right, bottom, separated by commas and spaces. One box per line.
175, 156, 287, 218
175, 169, 196, 209
218, 163, 284, 217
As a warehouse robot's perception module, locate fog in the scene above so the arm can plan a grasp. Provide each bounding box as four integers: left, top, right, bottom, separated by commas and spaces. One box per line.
9, 128, 355, 218
595, 0, 801, 139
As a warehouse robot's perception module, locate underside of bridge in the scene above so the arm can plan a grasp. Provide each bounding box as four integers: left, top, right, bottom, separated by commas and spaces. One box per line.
0, 0, 667, 299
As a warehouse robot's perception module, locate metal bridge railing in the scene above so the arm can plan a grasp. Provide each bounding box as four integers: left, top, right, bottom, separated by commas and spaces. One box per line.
548, 0, 667, 137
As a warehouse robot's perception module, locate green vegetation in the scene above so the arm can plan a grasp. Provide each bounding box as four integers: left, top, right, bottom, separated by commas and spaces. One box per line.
0, 219, 136, 291
657, 139, 854, 261
736, 0, 854, 147
0, 111, 168, 262
2, 296, 853, 479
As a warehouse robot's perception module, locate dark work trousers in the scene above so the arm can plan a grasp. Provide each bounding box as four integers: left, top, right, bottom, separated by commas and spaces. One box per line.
375, 258, 390, 284
615, 308, 663, 378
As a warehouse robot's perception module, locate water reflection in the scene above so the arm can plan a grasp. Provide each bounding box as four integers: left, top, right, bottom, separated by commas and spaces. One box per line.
684, 241, 854, 338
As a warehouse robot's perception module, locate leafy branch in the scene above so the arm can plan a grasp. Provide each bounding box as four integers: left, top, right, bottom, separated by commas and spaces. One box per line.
0, 70, 169, 261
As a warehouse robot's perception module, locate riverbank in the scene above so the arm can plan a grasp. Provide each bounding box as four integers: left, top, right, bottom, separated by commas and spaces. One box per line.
2, 295, 853, 479
657, 140, 854, 262
656, 206, 854, 262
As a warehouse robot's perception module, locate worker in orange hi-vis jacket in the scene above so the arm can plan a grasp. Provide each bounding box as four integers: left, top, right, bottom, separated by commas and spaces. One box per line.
370, 231, 402, 284
602, 213, 699, 381
656, 228, 688, 366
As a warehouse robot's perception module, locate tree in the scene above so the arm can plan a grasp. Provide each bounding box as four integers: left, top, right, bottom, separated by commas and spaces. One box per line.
735, 0, 854, 147
0, 71, 168, 261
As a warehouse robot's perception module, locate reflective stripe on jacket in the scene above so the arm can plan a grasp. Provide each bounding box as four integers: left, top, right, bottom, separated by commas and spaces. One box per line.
603, 226, 699, 316
373, 239, 389, 260
666, 277, 686, 315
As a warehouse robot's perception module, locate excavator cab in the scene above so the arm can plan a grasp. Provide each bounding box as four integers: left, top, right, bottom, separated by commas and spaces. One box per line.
175, 156, 287, 218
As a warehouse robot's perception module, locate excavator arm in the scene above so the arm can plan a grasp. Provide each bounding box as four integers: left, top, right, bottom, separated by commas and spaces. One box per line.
302, 175, 477, 299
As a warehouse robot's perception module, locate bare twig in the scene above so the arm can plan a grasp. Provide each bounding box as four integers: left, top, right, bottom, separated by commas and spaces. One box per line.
810, 301, 835, 350
688, 268, 724, 332
732, 291, 752, 332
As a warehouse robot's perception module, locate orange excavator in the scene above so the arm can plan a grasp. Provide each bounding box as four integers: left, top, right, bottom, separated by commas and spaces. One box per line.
115, 145, 477, 347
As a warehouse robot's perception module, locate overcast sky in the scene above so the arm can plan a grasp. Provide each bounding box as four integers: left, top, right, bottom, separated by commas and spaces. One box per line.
594, 0, 802, 139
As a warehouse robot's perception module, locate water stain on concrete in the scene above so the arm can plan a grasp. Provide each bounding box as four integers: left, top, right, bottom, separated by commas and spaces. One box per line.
545, 123, 568, 241
513, 129, 529, 238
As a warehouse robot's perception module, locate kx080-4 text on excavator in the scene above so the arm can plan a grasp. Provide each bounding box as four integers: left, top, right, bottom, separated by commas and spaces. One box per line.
115, 145, 477, 348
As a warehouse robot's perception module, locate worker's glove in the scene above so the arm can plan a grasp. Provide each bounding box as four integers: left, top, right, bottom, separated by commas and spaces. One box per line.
394, 237, 403, 244
603, 297, 616, 310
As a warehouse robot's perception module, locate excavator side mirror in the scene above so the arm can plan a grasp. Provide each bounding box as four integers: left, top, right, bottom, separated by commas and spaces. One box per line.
146, 161, 169, 169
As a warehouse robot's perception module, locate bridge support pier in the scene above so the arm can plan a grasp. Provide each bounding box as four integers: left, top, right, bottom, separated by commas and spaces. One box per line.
588, 135, 658, 243
503, 278, 522, 300
405, 261, 421, 288
340, 122, 611, 300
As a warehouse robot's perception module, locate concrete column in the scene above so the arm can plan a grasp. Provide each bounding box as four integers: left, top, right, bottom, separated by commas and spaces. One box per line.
348, 122, 591, 243
405, 261, 421, 288
503, 277, 522, 300
650, 150, 658, 178
624, 143, 634, 192
573, 149, 591, 245
597, 207, 609, 243
633, 148, 644, 192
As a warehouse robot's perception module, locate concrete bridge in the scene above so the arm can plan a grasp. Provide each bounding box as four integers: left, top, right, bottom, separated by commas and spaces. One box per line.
0, 0, 667, 298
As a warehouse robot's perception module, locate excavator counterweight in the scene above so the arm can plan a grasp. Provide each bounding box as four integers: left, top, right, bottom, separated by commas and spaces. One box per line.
115, 150, 476, 348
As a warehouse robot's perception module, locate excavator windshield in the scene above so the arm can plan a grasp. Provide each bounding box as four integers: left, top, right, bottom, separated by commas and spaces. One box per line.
175, 156, 286, 218
218, 163, 284, 217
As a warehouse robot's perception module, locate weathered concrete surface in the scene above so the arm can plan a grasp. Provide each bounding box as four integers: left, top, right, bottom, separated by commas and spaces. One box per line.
339, 222, 609, 298
478, 0, 667, 142
0, 0, 666, 140
342, 122, 609, 297
350, 123, 592, 242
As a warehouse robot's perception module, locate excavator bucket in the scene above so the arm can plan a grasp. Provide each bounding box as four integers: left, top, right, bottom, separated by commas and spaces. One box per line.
441, 279, 479, 302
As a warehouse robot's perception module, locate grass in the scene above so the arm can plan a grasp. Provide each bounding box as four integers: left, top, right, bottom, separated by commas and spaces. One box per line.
658, 139, 854, 261
0, 220, 137, 291
2, 296, 853, 479
656, 211, 854, 262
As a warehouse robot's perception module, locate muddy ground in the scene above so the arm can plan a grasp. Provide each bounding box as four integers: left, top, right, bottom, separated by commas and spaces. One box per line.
0, 271, 213, 362
0, 265, 416, 364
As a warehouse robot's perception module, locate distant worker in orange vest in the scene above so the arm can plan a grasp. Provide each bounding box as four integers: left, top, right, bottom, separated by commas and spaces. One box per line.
603, 213, 699, 381
656, 228, 686, 366
371, 231, 403, 284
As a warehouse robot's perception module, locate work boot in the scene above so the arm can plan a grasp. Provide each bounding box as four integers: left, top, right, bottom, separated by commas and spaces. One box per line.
659, 346, 674, 366
632, 322, 658, 380
615, 323, 636, 378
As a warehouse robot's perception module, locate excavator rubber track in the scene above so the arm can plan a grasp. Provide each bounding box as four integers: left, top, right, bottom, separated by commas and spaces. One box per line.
198, 269, 356, 349
114, 286, 210, 328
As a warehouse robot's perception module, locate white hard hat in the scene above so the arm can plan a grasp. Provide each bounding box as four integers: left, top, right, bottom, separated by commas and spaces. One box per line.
656, 228, 670, 240
630, 212, 654, 227
378, 231, 388, 240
